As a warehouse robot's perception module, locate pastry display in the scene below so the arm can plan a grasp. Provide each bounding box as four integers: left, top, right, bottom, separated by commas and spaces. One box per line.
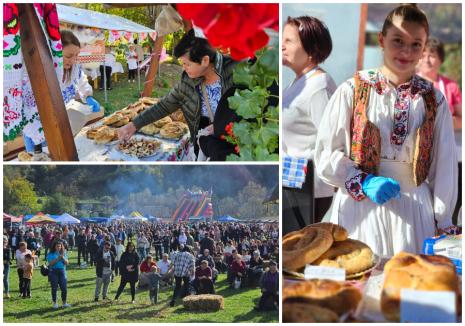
160, 121, 189, 139
117, 138, 161, 158
153, 116, 173, 128
86, 125, 107, 140
111, 116, 130, 127
283, 279, 362, 316
283, 226, 333, 271
283, 302, 339, 323
381, 252, 460, 322
139, 123, 160, 136
312, 238, 375, 275
18, 151, 33, 161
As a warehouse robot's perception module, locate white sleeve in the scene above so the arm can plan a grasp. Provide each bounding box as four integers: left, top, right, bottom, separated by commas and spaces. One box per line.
427, 92, 458, 228
77, 69, 93, 102
308, 88, 332, 162
315, 81, 366, 191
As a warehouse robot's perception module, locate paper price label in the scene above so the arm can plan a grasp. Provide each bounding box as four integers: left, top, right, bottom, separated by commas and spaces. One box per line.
304, 265, 345, 281
400, 289, 456, 323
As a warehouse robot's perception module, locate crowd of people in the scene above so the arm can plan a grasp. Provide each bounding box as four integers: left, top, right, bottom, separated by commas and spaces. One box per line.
3, 221, 279, 311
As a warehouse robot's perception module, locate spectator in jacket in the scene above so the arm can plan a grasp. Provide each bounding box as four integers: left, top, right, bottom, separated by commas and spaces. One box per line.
76, 229, 88, 267
247, 251, 264, 287
256, 261, 278, 311
94, 241, 115, 302
228, 254, 246, 288
170, 245, 195, 307
114, 242, 139, 303
3, 236, 11, 299
194, 260, 214, 294
87, 234, 99, 267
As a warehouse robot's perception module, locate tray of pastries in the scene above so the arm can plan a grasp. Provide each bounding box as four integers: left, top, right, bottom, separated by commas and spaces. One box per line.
116, 137, 161, 158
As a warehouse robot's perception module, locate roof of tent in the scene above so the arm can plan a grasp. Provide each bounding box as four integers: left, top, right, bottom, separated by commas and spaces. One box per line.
3, 213, 23, 223
55, 213, 81, 224
56, 4, 156, 33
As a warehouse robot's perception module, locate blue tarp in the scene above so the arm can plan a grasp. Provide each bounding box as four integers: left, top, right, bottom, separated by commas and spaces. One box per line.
79, 217, 108, 224
216, 215, 239, 222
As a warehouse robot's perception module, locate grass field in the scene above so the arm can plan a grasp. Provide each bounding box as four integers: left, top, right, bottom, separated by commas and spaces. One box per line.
3, 250, 278, 323
92, 62, 182, 116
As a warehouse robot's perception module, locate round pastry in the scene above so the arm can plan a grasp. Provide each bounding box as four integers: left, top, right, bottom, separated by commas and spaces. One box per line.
127, 101, 145, 113
283, 302, 339, 323
381, 252, 459, 322
283, 279, 362, 316
103, 113, 124, 125
94, 126, 117, 144
160, 121, 188, 139
18, 151, 32, 161
312, 238, 374, 275
86, 125, 106, 139
111, 116, 130, 127
283, 227, 333, 271
310, 222, 348, 242
139, 123, 160, 135
153, 116, 173, 128
120, 109, 137, 121
140, 97, 159, 106
170, 109, 185, 122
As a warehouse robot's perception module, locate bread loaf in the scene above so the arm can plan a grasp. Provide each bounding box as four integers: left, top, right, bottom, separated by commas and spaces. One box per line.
381, 252, 459, 321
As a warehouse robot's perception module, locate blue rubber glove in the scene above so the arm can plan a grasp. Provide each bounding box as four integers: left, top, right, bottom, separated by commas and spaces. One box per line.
86, 96, 100, 112
362, 174, 401, 205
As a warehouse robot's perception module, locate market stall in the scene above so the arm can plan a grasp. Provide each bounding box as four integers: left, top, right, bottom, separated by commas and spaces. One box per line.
74, 96, 190, 161
55, 213, 81, 224
25, 213, 57, 225
282, 223, 462, 323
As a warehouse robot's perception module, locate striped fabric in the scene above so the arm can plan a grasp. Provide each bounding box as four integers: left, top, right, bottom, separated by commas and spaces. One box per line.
282, 155, 307, 189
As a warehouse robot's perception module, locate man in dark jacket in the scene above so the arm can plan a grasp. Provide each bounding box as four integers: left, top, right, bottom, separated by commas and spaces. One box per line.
117, 29, 237, 157
94, 241, 115, 302
199, 233, 215, 256
76, 229, 88, 267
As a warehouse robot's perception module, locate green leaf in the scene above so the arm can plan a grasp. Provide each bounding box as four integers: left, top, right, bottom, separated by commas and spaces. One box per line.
260, 122, 279, 146
233, 62, 254, 88
265, 106, 279, 120
228, 89, 265, 119
254, 147, 272, 161
232, 121, 254, 145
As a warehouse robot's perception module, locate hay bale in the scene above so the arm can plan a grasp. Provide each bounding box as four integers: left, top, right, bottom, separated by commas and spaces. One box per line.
182, 294, 224, 312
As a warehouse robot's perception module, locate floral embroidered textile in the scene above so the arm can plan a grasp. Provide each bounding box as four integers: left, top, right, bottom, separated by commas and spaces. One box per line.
345, 171, 368, 201
3, 3, 63, 144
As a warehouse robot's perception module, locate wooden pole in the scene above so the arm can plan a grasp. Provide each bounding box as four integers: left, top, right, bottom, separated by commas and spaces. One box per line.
142, 35, 164, 97
357, 3, 368, 71
18, 4, 78, 161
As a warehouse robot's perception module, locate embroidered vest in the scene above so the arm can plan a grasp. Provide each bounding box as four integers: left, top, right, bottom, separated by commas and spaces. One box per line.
350, 73, 437, 186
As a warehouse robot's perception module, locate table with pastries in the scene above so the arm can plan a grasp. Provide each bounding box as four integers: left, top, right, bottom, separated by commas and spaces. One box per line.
282, 222, 462, 323
74, 97, 191, 162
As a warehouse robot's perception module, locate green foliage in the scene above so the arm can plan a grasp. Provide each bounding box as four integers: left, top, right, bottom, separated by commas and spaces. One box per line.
72, 4, 153, 28
3, 177, 41, 215
164, 30, 185, 56
227, 46, 279, 161
441, 43, 462, 88
42, 192, 76, 215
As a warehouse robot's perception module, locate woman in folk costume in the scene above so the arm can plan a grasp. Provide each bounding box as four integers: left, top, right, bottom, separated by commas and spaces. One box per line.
314, 4, 457, 257
22, 29, 100, 152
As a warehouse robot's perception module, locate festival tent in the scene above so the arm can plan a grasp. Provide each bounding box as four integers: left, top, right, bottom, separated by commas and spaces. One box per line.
217, 215, 239, 223
55, 213, 81, 224
130, 211, 145, 218
25, 213, 57, 224
3, 213, 23, 223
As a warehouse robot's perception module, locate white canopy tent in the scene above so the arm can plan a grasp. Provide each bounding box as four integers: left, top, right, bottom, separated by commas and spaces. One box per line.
56, 4, 156, 33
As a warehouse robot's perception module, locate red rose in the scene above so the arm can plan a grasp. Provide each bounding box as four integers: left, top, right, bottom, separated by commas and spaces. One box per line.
234, 145, 240, 154
3, 4, 19, 36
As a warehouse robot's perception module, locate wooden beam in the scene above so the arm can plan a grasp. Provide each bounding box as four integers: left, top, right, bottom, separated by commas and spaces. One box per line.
18, 4, 78, 161
142, 35, 164, 97
357, 3, 368, 71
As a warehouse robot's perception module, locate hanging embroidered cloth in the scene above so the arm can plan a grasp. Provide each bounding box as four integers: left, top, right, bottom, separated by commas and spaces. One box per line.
3, 3, 63, 144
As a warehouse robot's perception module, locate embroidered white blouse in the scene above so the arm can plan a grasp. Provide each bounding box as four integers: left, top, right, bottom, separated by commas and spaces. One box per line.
314, 69, 457, 256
